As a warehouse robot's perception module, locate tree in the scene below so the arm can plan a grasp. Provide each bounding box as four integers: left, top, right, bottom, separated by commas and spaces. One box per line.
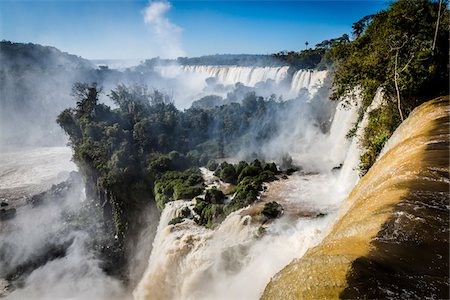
72, 82, 101, 116
352, 15, 373, 38
331, 0, 449, 110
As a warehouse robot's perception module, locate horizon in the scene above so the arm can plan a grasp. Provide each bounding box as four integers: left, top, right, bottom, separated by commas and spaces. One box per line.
0, 0, 387, 60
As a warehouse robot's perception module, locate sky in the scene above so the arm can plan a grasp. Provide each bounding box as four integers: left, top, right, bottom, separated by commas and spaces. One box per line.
0, 0, 387, 59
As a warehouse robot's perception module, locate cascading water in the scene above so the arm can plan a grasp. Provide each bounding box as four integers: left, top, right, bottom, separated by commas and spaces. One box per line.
262, 97, 449, 299
134, 77, 366, 300
157, 65, 286, 86
157, 65, 327, 99
289, 69, 328, 98
179, 65, 290, 87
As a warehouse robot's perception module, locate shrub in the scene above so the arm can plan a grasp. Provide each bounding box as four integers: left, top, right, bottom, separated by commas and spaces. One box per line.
263, 162, 278, 173
207, 160, 219, 171
235, 161, 249, 176
154, 169, 204, 210
214, 162, 237, 183
168, 216, 185, 225
359, 104, 400, 175
178, 207, 191, 218
173, 183, 203, 200
205, 187, 225, 204
261, 202, 283, 219
237, 165, 262, 183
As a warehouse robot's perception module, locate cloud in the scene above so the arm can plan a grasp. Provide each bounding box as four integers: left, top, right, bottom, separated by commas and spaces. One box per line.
143, 1, 185, 59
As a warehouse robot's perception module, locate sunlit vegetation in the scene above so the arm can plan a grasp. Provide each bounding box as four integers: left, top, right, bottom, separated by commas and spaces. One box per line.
272, 34, 349, 70
261, 202, 283, 219
191, 159, 280, 228
57, 83, 295, 243
328, 0, 449, 174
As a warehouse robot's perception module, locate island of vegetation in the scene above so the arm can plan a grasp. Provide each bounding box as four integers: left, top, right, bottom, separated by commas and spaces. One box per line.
57, 83, 299, 273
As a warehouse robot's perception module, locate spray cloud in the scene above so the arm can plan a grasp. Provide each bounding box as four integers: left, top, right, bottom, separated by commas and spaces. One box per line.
143, 1, 185, 59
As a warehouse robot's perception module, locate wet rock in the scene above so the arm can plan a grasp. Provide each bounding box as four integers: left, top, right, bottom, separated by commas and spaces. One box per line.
29, 171, 82, 207
332, 163, 343, 171
0, 208, 16, 220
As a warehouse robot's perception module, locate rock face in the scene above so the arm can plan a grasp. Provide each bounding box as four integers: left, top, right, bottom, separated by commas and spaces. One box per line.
261, 97, 449, 299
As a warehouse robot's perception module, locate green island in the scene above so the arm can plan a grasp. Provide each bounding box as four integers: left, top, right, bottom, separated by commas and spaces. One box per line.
57, 84, 295, 265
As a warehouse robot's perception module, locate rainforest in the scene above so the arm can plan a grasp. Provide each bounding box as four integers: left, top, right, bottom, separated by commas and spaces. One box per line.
0, 0, 448, 299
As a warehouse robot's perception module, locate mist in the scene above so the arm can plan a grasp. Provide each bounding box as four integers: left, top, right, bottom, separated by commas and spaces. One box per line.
1, 3, 344, 298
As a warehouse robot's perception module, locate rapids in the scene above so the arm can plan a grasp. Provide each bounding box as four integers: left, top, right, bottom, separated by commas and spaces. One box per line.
0, 147, 76, 207
133, 87, 364, 300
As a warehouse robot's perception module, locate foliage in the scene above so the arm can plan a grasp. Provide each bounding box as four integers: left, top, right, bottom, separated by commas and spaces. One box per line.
261, 202, 283, 219
192, 159, 281, 227
154, 169, 204, 210
214, 162, 238, 184
193, 198, 224, 228
57, 82, 295, 242
168, 216, 185, 226
272, 34, 349, 70
206, 160, 219, 171
222, 160, 277, 215
205, 187, 226, 204
359, 104, 400, 175
331, 0, 449, 109
329, 0, 449, 173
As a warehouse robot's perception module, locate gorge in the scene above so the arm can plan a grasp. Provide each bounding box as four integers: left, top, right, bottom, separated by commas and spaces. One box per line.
1, 0, 448, 299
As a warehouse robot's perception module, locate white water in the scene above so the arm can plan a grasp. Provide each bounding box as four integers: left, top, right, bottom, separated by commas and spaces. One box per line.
181, 65, 290, 87
289, 69, 328, 98
158, 65, 289, 87
337, 88, 385, 190
134, 80, 364, 299
157, 65, 327, 100
0, 147, 126, 299
0, 147, 76, 191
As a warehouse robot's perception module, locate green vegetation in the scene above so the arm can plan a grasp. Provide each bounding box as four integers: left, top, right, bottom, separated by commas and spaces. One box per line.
193, 198, 224, 228
205, 187, 226, 204
359, 104, 401, 174
328, 0, 449, 174
206, 160, 219, 171
57, 82, 294, 254
272, 34, 349, 70
192, 160, 280, 227
154, 169, 204, 210
168, 216, 185, 225
214, 162, 238, 184
223, 160, 278, 215
261, 202, 283, 219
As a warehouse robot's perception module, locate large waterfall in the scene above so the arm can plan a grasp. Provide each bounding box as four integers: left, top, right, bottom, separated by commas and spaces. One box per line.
133, 77, 364, 300
180, 65, 290, 86
289, 69, 328, 97
157, 65, 327, 99
262, 97, 449, 299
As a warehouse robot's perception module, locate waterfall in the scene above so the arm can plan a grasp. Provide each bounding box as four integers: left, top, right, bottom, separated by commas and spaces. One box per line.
133, 201, 256, 300
133, 77, 368, 300
336, 88, 385, 192
156, 65, 327, 99
157, 65, 289, 87
262, 97, 449, 299
289, 70, 328, 98
179, 65, 290, 87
